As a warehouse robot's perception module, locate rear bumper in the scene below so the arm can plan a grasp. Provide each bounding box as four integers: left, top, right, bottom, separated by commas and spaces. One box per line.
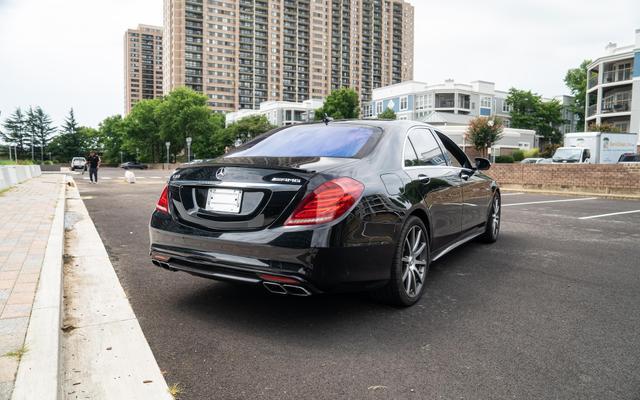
149, 215, 395, 293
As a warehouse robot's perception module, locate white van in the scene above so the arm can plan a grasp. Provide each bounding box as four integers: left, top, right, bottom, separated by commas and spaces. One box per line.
554, 132, 638, 164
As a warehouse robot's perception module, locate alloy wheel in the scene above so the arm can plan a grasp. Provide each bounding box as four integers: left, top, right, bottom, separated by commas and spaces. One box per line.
401, 225, 428, 297
491, 196, 501, 237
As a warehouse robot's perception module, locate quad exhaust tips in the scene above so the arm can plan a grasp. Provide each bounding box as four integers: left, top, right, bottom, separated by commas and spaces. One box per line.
263, 282, 311, 297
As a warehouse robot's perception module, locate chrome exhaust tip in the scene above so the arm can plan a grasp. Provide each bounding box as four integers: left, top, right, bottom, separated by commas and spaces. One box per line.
283, 285, 312, 297
263, 281, 287, 295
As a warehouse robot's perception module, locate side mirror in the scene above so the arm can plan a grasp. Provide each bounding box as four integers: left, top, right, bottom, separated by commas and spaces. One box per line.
475, 157, 491, 171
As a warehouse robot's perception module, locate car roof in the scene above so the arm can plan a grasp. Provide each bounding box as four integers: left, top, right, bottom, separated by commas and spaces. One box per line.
299, 120, 438, 136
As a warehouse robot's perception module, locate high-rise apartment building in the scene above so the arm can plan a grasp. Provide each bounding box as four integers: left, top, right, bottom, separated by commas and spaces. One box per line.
124, 25, 164, 114
163, 0, 414, 113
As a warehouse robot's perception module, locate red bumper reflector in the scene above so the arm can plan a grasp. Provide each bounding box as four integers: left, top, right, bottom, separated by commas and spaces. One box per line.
258, 274, 300, 285
152, 254, 170, 262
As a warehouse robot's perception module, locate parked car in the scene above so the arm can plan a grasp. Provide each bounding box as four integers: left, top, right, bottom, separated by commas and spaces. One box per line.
521, 158, 544, 164
538, 158, 553, 164
618, 153, 640, 163
120, 161, 148, 170
149, 121, 500, 306
70, 157, 86, 171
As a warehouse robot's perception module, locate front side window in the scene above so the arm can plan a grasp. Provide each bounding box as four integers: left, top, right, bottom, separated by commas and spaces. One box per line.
434, 130, 471, 169
406, 129, 446, 166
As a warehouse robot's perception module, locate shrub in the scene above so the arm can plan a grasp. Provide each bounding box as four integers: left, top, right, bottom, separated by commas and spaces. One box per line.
511, 149, 525, 162
523, 148, 540, 158
43, 160, 54, 165
494, 155, 514, 163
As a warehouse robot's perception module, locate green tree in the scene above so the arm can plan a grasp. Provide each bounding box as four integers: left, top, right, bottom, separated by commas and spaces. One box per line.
155, 87, 216, 161
378, 108, 397, 120
26, 106, 56, 162
48, 108, 88, 161
98, 115, 126, 164
192, 112, 226, 159
314, 88, 360, 120
466, 117, 504, 157
225, 115, 274, 148
536, 100, 565, 144
506, 88, 565, 145
1, 107, 30, 159
564, 59, 591, 130
122, 98, 162, 162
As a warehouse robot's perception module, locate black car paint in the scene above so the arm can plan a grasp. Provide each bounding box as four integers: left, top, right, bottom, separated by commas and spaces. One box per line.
149, 121, 497, 293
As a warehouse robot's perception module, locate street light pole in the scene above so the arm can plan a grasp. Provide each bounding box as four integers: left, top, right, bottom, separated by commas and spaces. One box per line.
186, 137, 192, 162
31, 134, 34, 161
120, 151, 123, 164
165, 142, 170, 167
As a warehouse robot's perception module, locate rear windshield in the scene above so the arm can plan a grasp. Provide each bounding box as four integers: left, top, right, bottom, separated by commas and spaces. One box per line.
227, 125, 381, 159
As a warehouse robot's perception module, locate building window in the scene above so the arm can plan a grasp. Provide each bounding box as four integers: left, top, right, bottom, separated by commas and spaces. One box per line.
481, 96, 492, 109
502, 101, 511, 113
518, 142, 530, 149
400, 96, 408, 111
376, 101, 383, 114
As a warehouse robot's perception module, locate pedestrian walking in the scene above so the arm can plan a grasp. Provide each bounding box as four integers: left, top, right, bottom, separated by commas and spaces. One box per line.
87, 151, 101, 184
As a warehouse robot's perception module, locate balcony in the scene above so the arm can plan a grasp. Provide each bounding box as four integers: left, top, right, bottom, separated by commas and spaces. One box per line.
587, 104, 597, 117
601, 93, 632, 114
602, 67, 632, 84
588, 74, 598, 89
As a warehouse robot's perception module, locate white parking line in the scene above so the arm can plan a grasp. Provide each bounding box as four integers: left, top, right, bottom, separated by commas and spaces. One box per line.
503, 197, 597, 207
579, 209, 640, 220
502, 192, 524, 196
149, 176, 161, 179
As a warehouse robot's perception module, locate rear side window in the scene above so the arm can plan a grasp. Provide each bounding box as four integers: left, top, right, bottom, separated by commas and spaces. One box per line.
228, 125, 381, 159
406, 129, 446, 166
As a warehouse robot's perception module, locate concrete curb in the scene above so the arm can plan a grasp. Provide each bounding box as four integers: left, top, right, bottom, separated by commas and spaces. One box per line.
11, 175, 66, 400
61, 178, 172, 399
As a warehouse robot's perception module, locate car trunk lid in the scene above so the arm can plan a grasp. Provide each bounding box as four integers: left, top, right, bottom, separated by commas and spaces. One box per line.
168, 157, 356, 231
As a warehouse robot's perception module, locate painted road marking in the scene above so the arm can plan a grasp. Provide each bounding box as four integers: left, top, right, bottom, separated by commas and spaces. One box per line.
503, 197, 597, 207
579, 209, 640, 220
502, 192, 524, 196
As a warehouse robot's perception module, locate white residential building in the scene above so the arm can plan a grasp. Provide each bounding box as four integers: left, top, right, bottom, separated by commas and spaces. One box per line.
225, 99, 324, 127
363, 79, 540, 154
363, 79, 514, 126
586, 28, 640, 142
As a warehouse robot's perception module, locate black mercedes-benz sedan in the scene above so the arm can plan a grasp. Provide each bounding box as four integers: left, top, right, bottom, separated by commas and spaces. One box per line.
149, 121, 500, 306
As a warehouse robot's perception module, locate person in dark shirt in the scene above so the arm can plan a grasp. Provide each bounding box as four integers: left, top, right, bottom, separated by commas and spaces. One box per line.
87, 151, 101, 184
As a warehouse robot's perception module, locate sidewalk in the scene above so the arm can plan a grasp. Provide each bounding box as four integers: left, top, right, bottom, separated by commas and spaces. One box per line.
0, 174, 65, 399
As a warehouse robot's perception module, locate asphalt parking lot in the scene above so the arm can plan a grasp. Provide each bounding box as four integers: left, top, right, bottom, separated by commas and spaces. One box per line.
76, 168, 640, 400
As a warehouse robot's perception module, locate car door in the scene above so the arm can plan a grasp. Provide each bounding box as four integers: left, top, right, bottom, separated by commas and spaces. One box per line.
402, 128, 464, 251
433, 130, 492, 232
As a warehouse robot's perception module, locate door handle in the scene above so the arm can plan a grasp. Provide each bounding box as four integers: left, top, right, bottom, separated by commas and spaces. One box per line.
417, 174, 430, 183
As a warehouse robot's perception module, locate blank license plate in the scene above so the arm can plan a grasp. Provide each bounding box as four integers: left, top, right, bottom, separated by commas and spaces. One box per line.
205, 188, 243, 213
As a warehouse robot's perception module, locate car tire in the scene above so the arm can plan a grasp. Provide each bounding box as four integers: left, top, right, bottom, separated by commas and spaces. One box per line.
479, 192, 501, 243
372, 216, 430, 307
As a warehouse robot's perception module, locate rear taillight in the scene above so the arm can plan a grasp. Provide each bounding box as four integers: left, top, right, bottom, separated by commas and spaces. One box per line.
156, 185, 169, 214
284, 177, 364, 226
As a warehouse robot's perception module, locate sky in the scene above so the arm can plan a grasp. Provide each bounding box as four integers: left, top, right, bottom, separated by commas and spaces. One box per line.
0, 0, 639, 128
